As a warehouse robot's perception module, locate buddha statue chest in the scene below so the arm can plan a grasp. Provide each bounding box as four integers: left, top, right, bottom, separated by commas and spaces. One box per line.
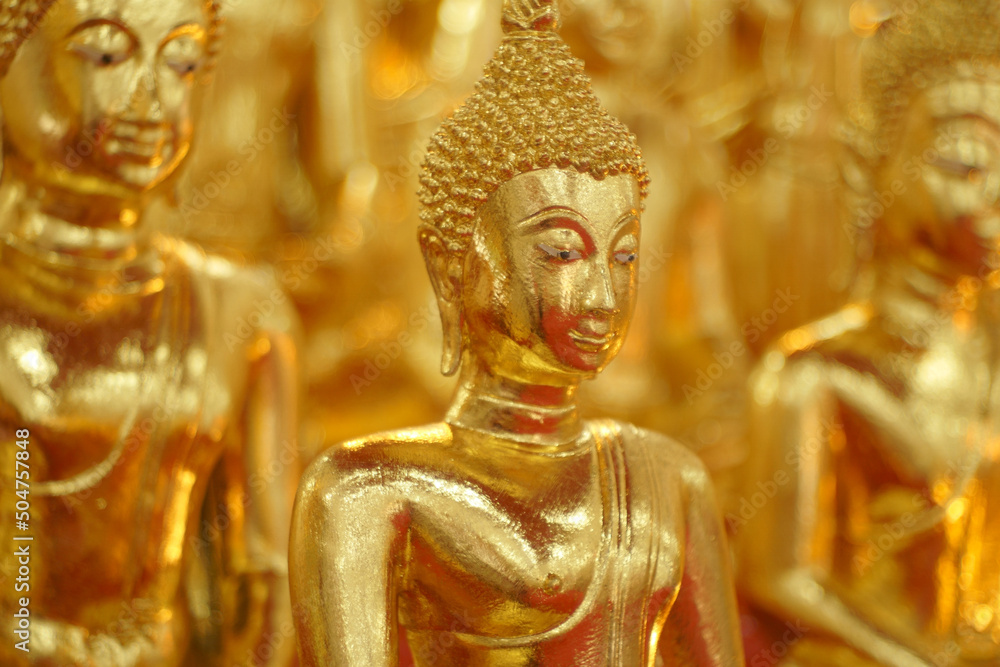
0, 243, 250, 626
816, 318, 1000, 658
371, 426, 684, 665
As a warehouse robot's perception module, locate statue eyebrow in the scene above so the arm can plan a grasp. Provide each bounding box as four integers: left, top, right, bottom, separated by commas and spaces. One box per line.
518, 206, 596, 254
65, 17, 134, 39
614, 211, 639, 228
934, 113, 1000, 138
161, 23, 207, 46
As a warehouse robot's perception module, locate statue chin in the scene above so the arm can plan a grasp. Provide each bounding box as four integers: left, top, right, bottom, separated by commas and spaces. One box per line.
110, 157, 183, 193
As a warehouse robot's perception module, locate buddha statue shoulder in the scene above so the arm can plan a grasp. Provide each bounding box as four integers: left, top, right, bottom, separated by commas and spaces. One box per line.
289, 2, 744, 665
737, 2, 1000, 665
0, 1, 300, 665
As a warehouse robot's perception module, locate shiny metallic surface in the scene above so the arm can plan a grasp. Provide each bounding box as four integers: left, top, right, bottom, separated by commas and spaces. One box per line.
0, 0, 299, 665
291, 168, 744, 667
736, 2, 1000, 666
5, 0, 1000, 663
290, 2, 743, 664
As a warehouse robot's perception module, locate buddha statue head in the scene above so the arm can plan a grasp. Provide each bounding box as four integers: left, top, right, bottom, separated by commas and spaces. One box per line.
847, 0, 1000, 277
418, 0, 650, 388
0, 0, 221, 200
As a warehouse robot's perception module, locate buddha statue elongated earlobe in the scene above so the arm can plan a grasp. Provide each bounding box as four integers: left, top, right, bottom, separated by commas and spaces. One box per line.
419, 225, 463, 376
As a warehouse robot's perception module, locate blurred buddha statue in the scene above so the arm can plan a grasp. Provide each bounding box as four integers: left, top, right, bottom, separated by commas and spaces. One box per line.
0, 0, 300, 665
715, 0, 859, 350
738, 1, 1000, 665
145, 0, 380, 456
289, 1, 744, 665
149, 0, 504, 455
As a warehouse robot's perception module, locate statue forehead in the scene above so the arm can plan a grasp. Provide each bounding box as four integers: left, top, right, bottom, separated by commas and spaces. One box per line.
481, 169, 641, 231
46, 0, 207, 31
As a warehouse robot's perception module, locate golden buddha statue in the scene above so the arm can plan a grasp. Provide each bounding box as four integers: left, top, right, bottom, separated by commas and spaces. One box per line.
290, 1, 744, 665
0, 0, 300, 665
737, 1, 1000, 665
147, 0, 506, 456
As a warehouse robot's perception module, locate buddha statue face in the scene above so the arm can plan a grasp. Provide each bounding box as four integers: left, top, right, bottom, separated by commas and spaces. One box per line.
418, 0, 649, 385
0, 0, 213, 196
422, 168, 642, 386
877, 66, 1000, 275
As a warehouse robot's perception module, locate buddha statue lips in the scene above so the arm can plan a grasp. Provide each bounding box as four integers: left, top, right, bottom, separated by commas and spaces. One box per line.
290, 1, 744, 666
102, 120, 175, 165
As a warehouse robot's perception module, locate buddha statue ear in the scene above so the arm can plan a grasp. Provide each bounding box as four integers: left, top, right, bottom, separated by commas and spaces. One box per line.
418, 225, 464, 376
2, 1, 57, 185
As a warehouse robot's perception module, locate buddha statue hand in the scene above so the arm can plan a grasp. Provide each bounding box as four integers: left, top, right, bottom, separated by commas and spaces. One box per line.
2, 609, 183, 667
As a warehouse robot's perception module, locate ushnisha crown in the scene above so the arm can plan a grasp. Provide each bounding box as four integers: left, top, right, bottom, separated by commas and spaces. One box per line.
852, 0, 1000, 161
418, 0, 650, 257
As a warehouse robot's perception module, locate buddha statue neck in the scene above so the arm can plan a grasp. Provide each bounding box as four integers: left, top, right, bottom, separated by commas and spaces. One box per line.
0, 164, 164, 318
445, 353, 585, 451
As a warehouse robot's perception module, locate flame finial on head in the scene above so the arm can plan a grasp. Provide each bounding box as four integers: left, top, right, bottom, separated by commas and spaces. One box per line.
502, 0, 561, 34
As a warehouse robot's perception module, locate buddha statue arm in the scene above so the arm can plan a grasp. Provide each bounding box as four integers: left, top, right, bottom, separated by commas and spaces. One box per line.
656, 444, 744, 665
740, 360, 933, 667
215, 317, 302, 666
289, 449, 406, 667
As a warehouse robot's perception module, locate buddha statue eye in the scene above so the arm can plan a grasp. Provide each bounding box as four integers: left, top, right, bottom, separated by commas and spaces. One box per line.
539, 243, 583, 261
161, 34, 206, 77
67, 23, 135, 67
613, 233, 639, 265
934, 156, 982, 178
